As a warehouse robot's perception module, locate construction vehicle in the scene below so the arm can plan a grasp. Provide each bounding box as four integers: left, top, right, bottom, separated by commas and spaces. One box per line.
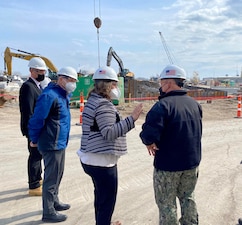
4, 47, 58, 80
106, 47, 134, 78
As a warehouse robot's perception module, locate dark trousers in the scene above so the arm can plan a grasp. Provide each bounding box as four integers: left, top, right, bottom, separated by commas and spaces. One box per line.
82, 163, 118, 225
27, 138, 42, 189
41, 150, 65, 215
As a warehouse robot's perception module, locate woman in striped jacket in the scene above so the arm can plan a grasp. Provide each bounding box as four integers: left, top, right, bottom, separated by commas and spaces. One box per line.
77, 66, 143, 225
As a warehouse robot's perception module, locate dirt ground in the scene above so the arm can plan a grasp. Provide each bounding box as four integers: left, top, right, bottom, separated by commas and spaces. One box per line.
0, 97, 242, 225
71, 97, 239, 123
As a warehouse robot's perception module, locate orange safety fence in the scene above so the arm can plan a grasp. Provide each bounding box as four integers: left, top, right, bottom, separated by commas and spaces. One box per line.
71, 95, 235, 103
237, 95, 241, 118
0, 93, 17, 99
124, 95, 235, 102
75, 92, 84, 125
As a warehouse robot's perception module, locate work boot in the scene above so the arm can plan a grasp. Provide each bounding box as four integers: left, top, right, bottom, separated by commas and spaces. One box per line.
42, 212, 67, 223
54, 203, 71, 211
29, 186, 42, 196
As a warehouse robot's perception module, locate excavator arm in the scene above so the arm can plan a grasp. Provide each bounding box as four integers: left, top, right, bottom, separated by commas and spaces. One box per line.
4, 47, 58, 79
107, 47, 125, 70
106, 47, 134, 78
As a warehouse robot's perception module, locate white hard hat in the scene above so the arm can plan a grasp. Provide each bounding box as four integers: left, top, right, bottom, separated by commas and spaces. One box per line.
57, 66, 78, 81
28, 57, 47, 70
93, 66, 119, 82
160, 64, 186, 80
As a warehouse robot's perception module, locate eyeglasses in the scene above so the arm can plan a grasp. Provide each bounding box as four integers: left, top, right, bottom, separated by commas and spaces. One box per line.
62, 76, 76, 82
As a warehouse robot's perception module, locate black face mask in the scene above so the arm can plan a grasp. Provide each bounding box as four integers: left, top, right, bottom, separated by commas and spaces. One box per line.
36, 74, 45, 82
158, 87, 166, 100
159, 87, 166, 96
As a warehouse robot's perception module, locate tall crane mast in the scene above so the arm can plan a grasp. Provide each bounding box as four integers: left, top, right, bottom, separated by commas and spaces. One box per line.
159, 31, 174, 64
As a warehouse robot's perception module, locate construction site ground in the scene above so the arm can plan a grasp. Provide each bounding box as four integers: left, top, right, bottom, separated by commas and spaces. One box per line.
0, 98, 242, 225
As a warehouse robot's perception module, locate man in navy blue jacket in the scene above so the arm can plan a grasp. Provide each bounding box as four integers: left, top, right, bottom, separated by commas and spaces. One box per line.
140, 64, 202, 225
28, 66, 78, 223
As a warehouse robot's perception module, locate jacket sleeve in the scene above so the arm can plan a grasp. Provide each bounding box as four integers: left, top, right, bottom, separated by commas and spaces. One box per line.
96, 101, 135, 141
28, 93, 54, 143
19, 82, 39, 136
140, 103, 165, 145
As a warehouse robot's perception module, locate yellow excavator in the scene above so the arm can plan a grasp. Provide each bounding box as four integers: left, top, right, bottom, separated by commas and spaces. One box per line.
4, 47, 58, 80
106, 47, 134, 78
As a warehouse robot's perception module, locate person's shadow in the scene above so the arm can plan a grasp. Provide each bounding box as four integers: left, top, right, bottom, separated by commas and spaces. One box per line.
0, 188, 29, 204
0, 210, 43, 225
0, 188, 43, 224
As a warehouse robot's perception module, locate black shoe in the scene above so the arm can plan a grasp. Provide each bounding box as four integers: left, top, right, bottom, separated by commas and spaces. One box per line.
54, 203, 71, 211
42, 212, 67, 223
239, 218, 242, 225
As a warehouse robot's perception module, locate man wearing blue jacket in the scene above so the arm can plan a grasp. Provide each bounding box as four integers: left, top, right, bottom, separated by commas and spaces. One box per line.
140, 65, 202, 225
28, 66, 78, 223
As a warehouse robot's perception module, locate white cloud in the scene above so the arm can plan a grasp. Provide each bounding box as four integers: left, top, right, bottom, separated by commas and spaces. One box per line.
0, 0, 242, 78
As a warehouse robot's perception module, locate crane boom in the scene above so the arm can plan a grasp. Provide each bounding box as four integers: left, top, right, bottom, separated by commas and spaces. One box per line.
159, 31, 174, 64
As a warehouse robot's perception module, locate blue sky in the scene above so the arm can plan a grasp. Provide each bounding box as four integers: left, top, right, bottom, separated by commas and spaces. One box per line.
1, 0, 242, 79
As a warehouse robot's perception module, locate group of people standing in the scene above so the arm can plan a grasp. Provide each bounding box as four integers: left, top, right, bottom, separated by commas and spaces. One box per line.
19, 58, 78, 222
19, 57, 227, 225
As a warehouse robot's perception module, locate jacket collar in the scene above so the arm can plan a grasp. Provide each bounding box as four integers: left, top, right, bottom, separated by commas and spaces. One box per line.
159, 90, 187, 100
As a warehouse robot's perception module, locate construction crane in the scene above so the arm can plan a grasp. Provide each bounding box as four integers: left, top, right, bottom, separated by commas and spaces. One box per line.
159, 31, 174, 64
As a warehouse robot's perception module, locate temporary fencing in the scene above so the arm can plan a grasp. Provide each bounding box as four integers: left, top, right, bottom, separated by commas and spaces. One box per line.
76, 92, 84, 126
124, 95, 234, 102
0, 93, 17, 107
236, 95, 241, 118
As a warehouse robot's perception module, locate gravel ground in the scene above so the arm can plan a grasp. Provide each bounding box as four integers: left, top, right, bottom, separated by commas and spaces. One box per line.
0, 98, 241, 225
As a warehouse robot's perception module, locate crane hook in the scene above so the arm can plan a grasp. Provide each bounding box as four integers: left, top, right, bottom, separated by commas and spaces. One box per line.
94, 17, 102, 29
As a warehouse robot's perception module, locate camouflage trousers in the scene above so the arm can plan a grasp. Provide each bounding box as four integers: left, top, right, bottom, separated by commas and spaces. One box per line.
153, 167, 199, 225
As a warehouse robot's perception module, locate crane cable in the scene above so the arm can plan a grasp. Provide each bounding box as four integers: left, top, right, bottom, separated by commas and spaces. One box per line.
93, 0, 102, 68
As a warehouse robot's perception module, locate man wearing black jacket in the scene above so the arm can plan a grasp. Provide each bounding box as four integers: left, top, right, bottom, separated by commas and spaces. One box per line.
19, 57, 47, 196
140, 64, 202, 225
